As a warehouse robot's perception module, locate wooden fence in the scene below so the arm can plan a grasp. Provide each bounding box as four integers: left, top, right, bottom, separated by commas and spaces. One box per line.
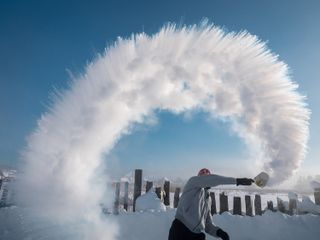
112, 169, 320, 216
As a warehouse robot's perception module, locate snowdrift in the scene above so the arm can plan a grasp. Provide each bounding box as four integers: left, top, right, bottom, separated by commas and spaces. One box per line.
1, 206, 320, 240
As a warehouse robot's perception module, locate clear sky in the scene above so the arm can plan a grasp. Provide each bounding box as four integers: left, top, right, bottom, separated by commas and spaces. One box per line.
0, 0, 319, 180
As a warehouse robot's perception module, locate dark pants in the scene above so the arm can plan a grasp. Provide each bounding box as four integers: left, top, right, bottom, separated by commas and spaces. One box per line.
168, 219, 206, 240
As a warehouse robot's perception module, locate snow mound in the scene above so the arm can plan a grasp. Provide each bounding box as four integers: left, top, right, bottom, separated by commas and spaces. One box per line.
2, 205, 320, 240
310, 181, 320, 190
135, 188, 166, 212
298, 196, 320, 214
114, 210, 320, 240
288, 192, 298, 200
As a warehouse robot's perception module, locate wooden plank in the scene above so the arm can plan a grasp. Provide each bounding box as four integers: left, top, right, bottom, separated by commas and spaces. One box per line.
277, 198, 286, 213
210, 192, 217, 215
219, 192, 229, 214
267, 201, 274, 211
314, 189, 320, 205
123, 181, 129, 211
254, 194, 262, 215
133, 169, 142, 212
155, 187, 162, 199
0, 188, 8, 205
245, 195, 253, 216
233, 196, 242, 215
289, 199, 297, 215
163, 181, 170, 206
113, 182, 120, 215
146, 181, 153, 193
174, 188, 181, 208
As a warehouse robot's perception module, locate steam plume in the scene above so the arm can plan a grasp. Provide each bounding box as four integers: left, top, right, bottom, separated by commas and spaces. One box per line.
19, 23, 309, 238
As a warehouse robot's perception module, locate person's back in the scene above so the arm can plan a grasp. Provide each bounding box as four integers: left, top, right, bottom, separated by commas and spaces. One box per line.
168, 168, 254, 240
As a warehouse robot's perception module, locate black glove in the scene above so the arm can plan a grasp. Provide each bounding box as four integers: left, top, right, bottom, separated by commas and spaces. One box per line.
216, 228, 229, 240
236, 178, 254, 186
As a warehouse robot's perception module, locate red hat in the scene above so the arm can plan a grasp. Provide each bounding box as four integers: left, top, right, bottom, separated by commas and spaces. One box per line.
198, 168, 211, 176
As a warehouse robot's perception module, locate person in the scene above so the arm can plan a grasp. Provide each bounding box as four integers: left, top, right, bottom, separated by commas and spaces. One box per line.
168, 168, 254, 240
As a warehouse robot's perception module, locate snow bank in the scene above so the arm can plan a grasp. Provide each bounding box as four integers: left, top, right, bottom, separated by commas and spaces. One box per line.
114, 210, 320, 240
135, 188, 166, 212
298, 196, 320, 214
214, 211, 320, 240
1, 206, 320, 240
288, 192, 298, 200
310, 181, 320, 190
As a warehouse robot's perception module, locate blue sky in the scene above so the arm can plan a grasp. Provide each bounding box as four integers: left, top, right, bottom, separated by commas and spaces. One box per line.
0, 0, 319, 179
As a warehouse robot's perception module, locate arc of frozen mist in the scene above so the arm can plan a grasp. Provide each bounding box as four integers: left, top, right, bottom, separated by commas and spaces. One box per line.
20, 23, 310, 239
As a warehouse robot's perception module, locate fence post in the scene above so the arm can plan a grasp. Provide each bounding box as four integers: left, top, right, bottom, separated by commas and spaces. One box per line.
314, 188, 320, 205
210, 192, 217, 215
289, 199, 297, 215
245, 195, 253, 216
164, 181, 170, 206
146, 181, 153, 193
124, 181, 129, 211
113, 182, 120, 215
155, 187, 162, 199
233, 196, 242, 215
277, 198, 286, 213
133, 169, 142, 212
267, 201, 274, 211
0, 188, 8, 206
174, 188, 181, 208
254, 194, 262, 215
219, 192, 229, 214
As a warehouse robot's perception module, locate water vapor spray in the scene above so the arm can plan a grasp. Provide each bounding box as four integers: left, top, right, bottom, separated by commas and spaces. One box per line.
19, 23, 309, 239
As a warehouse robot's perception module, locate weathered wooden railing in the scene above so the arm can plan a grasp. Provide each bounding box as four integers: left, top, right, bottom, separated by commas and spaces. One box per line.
112, 169, 320, 216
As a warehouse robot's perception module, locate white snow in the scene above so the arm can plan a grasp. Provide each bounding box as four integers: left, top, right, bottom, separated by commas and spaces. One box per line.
135, 188, 166, 212
310, 181, 320, 190
1, 201, 320, 240
2, 170, 319, 239
111, 209, 320, 240
298, 196, 320, 214
288, 192, 298, 200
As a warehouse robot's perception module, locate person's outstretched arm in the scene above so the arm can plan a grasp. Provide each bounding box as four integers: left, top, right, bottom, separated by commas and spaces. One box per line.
184, 174, 254, 191
184, 174, 236, 191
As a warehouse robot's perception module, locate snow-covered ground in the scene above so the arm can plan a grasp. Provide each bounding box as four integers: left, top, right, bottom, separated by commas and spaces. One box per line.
1, 205, 320, 240
114, 209, 320, 240
1, 174, 320, 240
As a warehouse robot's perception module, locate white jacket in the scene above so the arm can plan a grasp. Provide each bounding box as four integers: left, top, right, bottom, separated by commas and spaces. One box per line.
175, 174, 236, 237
